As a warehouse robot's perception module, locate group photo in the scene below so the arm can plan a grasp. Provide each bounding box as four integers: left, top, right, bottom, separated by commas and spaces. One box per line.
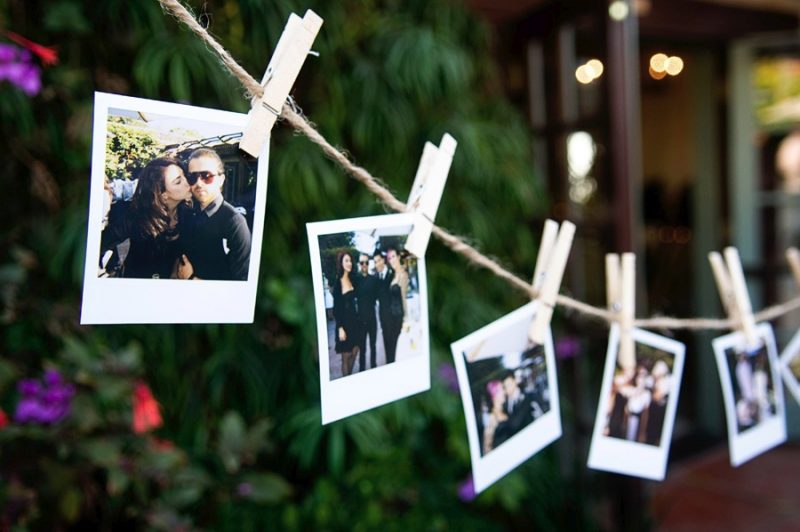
601, 343, 676, 447
312, 221, 426, 380
712, 325, 786, 467
723, 343, 778, 433
588, 326, 685, 481
99, 103, 257, 281
464, 344, 551, 456
308, 214, 430, 424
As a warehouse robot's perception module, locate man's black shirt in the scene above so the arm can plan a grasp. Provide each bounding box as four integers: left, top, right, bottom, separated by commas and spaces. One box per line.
183, 195, 251, 281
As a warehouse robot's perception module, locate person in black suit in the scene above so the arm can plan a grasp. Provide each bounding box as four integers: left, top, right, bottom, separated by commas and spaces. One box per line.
355, 253, 379, 371
373, 250, 393, 366
497, 370, 533, 444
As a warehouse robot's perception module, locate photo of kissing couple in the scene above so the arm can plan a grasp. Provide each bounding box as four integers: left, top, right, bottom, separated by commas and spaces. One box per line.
98, 106, 257, 282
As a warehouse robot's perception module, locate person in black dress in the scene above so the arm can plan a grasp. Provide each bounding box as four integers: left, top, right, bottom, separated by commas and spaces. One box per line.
383, 248, 408, 364
332, 251, 361, 376
101, 156, 192, 278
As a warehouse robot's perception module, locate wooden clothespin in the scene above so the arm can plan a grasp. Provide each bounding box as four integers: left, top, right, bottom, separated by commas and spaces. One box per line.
404, 133, 457, 258
606, 253, 636, 371
786, 247, 800, 288
708, 247, 759, 349
239, 10, 323, 157
528, 219, 576, 344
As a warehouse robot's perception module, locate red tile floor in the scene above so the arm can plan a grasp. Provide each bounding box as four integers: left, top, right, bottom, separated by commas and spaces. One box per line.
652, 443, 800, 531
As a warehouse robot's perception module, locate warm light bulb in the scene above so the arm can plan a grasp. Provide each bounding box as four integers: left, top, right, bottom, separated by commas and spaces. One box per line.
586, 59, 604, 78
665, 56, 684, 76
609, 0, 629, 21
576, 65, 593, 84
650, 53, 668, 73
649, 65, 667, 80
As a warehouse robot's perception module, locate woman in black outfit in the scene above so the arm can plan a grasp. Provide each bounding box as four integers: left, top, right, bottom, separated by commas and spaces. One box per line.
383, 248, 408, 364
101, 156, 192, 278
332, 251, 361, 376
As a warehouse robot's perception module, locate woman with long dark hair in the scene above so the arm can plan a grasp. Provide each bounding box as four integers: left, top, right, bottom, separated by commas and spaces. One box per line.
382, 248, 408, 364
101, 156, 192, 278
332, 251, 361, 376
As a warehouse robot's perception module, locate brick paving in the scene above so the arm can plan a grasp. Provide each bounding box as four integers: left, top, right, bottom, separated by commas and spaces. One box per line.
652, 443, 800, 531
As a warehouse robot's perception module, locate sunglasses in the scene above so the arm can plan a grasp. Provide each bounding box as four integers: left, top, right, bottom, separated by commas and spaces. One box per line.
187, 171, 222, 185
359, 260, 368, 265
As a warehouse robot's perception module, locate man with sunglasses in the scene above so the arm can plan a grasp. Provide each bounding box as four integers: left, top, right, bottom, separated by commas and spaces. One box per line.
355, 253, 379, 371
177, 148, 251, 281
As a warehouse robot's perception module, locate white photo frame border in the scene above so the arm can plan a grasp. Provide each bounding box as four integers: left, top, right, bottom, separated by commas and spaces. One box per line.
587, 324, 686, 481
712, 322, 787, 467
450, 301, 562, 495
81, 92, 269, 324
307, 213, 430, 425
779, 328, 800, 406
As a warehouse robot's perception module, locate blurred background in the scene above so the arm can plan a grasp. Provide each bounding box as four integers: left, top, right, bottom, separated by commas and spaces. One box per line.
1, 0, 799, 529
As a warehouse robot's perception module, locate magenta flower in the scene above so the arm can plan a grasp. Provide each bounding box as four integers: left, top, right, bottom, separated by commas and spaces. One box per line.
0, 43, 42, 96
14, 369, 75, 424
457, 476, 476, 502
555, 335, 581, 360
437, 363, 460, 393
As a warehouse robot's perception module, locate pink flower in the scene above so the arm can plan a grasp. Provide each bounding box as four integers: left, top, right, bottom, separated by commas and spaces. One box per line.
0, 408, 8, 428
132, 381, 163, 434
4, 31, 59, 66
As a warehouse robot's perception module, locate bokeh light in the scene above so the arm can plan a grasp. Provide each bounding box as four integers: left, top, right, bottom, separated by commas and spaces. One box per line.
609, 0, 630, 21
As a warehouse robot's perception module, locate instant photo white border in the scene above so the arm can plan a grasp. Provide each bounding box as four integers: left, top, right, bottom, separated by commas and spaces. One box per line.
712, 323, 786, 467
779, 328, 800, 406
81, 92, 269, 324
307, 213, 430, 424
451, 301, 561, 494
587, 325, 685, 481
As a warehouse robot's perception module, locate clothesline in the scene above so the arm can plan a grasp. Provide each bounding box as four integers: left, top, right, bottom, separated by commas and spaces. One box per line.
157, 0, 800, 333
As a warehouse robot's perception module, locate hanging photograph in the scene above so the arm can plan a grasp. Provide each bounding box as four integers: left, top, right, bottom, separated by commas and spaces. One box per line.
451, 301, 561, 494
712, 323, 786, 466
779, 329, 800, 406
81, 92, 268, 324
587, 325, 685, 481
307, 213, 430, 424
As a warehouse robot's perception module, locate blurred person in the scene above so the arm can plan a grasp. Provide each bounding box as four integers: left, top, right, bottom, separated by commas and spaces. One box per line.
482, 380, 508, 454
753, 355, 772, 422
625, 366, 652, 442
734, 350, 755, 427
606, 369, 634, 439
177, 148, 251, 281
776, 131, 800, 193
645, 360, 671, 445
355, 253, 379, 371
382, 248, 408, 364
332, 251, 360, 376
100, 156, 192, 278
374, 250, 393, 367
500, 370, 533, 441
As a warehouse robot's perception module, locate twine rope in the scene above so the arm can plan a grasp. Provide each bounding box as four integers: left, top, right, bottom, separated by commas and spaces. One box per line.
158, 0, 800, 333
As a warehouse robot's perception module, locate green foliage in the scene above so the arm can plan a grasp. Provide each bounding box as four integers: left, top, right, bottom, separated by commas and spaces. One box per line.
0, 0, 597, 530
105, 118, 163, 180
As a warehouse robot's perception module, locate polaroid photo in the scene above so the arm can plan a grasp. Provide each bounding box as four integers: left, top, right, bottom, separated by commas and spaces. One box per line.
712, 322, 787, 467
779, 329, 800, 406
450, 301, 561, 494
307, 213, 430, 424
81, 92, 268, 324
588, 325, 685, 481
